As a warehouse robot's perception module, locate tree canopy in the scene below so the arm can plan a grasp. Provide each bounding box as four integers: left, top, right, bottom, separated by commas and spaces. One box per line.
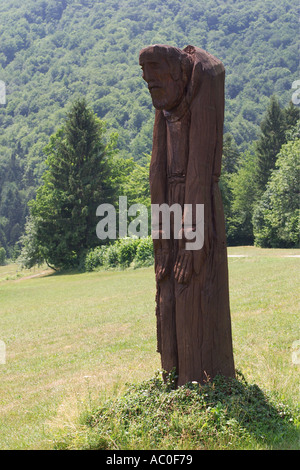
0, 0, 299, 255
0, 0, 298, 171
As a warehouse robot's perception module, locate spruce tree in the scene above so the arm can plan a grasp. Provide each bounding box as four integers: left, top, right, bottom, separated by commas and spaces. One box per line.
222, 133, 240, 174
26, 99, 115, 269
283, 101, 300, 130
256, 95, 286, 193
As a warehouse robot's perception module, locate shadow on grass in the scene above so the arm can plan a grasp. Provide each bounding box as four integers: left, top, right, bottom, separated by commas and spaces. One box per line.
196, 371, 299, 449
47, 268, 82, 277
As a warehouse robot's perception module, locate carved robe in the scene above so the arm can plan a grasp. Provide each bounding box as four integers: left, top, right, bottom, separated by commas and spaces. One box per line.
150, 46, 235, 385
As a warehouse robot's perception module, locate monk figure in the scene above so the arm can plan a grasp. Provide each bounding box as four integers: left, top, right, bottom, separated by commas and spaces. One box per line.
139, 44, 235, 385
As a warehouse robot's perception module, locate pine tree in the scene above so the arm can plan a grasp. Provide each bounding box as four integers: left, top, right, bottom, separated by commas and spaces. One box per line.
284, 101, 300, 129
256, 95, 286, 193
24, 99, 115, 269
222, 133, 240, 174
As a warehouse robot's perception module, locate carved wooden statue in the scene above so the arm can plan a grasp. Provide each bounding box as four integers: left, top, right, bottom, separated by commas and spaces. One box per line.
139, 44, 235, 385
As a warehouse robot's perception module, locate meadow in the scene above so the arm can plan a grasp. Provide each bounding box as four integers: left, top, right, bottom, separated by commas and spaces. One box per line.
0, 246, 299, 450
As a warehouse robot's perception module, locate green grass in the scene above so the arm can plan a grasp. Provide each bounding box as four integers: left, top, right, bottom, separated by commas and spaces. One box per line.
50, 372, 299, 450
0, 247, 299, 449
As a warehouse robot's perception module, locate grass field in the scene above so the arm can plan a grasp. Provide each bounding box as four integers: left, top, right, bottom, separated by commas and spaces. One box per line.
0, 246, 299, 449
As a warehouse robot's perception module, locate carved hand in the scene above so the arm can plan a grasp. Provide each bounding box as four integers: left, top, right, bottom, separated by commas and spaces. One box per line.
174, 248, 193, 284
153, 237, 170, 282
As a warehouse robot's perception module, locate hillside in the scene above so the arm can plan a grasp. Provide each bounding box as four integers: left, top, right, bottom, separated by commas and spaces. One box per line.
0, 0, 299, 250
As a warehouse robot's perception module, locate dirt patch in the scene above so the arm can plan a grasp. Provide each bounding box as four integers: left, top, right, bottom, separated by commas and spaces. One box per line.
15, 270, 54, 282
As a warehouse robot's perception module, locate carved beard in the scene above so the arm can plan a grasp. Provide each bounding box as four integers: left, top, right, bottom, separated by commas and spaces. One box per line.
150, 92, 170, 110
149, 81, 185, 111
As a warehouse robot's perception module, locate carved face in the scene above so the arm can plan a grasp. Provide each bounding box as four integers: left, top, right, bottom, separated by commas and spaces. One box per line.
140, 56, 185, 111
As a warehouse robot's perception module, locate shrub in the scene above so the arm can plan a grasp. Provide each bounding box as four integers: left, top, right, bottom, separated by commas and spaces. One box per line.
84, 246, 107, 271
133, 236, 154, 267
103, 243, 119, 268
117, 237, 140, 268
84, 237, 154, 271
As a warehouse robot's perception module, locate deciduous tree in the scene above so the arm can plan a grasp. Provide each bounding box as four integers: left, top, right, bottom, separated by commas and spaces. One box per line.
253, 137, 300, 248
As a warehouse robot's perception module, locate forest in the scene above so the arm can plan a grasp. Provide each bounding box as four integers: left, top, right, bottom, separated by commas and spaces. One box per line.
0, 0, 299, 264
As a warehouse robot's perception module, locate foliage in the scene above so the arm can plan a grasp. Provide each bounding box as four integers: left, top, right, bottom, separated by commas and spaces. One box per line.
0, 155, 32, 256
226, 149, 259, 245
253, 138, 300, 248
109, 152, 151, 236
83, 245, 107, 272
17, 215, 44, 268
0, 0, 299, 249
51, 372, 300, 450
133, 235, 154, 267
222, 133, 240, 174
116, 237, 141, 267
117, 153, 151, 209
225, 100, 299, 246
19, 99, 115, 269
0, 246, 6, 265
255, 95, 299, 193
84, 236, 154, 271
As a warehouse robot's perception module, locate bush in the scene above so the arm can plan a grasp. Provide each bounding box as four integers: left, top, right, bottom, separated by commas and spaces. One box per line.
133, 236, 154, 267
117, 237, 140, 268
84, 237, 154, 271
84, 246, 107, 271
103, 243, 120, 268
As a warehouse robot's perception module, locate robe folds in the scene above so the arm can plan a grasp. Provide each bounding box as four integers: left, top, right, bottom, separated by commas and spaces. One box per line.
150, 46, 235, 385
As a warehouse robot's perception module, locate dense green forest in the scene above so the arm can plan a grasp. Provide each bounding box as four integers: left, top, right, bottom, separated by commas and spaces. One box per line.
0, 0, 299, 258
